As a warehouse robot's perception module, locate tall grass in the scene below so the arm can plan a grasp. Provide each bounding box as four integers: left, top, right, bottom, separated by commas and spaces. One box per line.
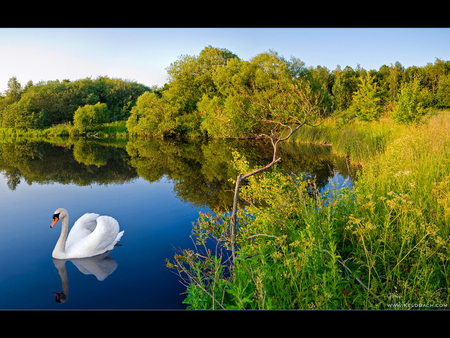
288, 117, 404, 165
343, 112, 450, 308
169, 111, 450, 309
0, 127, 48, 138
0, 120, 129, 139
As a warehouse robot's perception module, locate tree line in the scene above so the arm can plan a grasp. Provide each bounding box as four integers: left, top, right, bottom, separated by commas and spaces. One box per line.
1, 45, 449, 136
0, 76, 151, 130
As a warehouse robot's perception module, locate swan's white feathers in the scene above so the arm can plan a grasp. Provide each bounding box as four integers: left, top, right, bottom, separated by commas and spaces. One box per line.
54, 210, 124, 259
65, 213, 99, 250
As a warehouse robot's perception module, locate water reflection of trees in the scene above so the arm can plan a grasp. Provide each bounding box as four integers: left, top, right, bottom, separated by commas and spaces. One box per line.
0, 137, 357, 209
0, 139, 137, 189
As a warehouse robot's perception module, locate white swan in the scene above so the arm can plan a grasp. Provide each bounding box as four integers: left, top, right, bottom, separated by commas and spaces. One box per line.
50, 208, 124, 259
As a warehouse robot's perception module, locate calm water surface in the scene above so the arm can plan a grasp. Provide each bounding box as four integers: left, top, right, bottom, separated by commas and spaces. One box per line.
0, 137, 356, 309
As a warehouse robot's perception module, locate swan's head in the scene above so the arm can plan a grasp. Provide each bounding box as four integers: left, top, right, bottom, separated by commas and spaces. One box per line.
50, 208, 68, 228
53, 291, 68, 304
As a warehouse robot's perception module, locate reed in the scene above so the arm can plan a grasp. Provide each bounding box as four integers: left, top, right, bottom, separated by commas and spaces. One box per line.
288, 116, 405, 165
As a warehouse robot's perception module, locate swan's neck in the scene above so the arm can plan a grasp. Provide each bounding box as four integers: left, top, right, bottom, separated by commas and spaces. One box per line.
52, 216, 69, 259
53, 259, 69, 303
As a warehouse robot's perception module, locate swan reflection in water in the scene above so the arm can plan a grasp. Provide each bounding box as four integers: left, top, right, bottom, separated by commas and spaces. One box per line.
52, 250, 118, 303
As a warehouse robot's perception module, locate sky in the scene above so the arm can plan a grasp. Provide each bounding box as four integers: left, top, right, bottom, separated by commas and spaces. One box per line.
0, 28, 449, 94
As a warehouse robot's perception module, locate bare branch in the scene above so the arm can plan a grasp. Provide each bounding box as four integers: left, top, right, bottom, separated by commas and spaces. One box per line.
247, 234, 279, 240
227, 77, 326, 262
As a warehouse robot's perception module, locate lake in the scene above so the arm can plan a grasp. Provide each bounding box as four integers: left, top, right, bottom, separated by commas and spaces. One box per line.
0, 137, 357, 309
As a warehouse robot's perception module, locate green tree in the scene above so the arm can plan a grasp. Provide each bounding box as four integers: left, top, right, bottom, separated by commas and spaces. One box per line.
4, 77, 23, 102
0, 76, 150, 129
98, 76, 151, 121
331, 66, 360, 111
0, 100, 45, 129
200, 50, 312, 138
146, 45, 239, 137
436, 74, 450, 108
226, 76, 326, 259
386, 61, 404, 101
347, 72, 382, 121
73, 102, 110, 133
126, 92, 179, 137
164, 45, 239, 114
390, 78, 432, 124
422, 58, 450, 94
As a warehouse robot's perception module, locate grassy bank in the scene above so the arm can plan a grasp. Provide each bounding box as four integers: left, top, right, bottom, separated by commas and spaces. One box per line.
168, 111, 450, 309
0, 120, 129, 139
286, 116, 416, 165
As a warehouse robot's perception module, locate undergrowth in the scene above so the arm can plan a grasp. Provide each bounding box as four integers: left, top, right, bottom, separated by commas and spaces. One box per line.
0, 120, 129, 139
168, 111, 450, 309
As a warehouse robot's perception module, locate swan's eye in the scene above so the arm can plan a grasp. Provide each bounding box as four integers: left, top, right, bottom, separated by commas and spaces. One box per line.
53, 212, 60, 220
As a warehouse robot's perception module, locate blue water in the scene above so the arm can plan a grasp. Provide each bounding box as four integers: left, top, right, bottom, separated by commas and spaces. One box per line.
0, 139, 356, 309
0, 174, 208, 309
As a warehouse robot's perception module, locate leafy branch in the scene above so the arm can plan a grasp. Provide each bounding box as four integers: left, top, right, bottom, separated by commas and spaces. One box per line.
228, 79, 326, 261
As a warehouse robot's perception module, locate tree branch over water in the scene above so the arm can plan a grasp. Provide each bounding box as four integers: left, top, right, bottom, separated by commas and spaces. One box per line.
228, 78, 326, 262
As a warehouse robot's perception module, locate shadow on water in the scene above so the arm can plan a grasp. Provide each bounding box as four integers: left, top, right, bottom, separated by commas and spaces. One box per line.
0, 137, 359, 210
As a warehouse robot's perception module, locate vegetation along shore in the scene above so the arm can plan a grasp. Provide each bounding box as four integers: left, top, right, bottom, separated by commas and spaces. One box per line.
2, 46, 450, 309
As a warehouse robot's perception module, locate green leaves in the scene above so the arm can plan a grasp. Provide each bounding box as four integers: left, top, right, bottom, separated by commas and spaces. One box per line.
168, 154, 357, 309
0, 76, 150, 129
347, 72, 382, 121
390, 78, 432, 124
73, 102, 110, 134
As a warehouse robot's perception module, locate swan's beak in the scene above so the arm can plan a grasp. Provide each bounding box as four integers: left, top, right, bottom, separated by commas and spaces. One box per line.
50, 217, 59, 228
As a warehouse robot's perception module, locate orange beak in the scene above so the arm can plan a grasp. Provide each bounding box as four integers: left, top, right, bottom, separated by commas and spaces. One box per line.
50, 217, 59, 228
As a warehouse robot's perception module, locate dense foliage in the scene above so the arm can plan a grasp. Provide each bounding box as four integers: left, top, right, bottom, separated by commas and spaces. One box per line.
73, 102, 110, 134
1, 46, 449, 135
168, 112, 450, 309
127, 48, 450, 136
0, 76, 151, 130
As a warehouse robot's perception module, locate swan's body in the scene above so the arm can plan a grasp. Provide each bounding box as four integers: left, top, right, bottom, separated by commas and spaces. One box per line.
51, 208, 124, 259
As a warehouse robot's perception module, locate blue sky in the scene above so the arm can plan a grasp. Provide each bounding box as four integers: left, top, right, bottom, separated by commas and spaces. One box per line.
1, 28, 449, 94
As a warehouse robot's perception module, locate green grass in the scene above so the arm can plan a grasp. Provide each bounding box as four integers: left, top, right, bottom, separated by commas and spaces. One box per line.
168, 111, 450, 309
288, 116, 409, 165
0, 127, 47, 138
91, 120, 128, 138
341, 112, 450, 308
0, 120, 129, 139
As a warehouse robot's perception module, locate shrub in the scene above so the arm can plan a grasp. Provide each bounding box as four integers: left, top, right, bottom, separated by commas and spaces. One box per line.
168, 112, 450, 309
390, 78, 432, 124
73, 102, 110, 133
346, 72, 382, 122
126, 92, 191, 137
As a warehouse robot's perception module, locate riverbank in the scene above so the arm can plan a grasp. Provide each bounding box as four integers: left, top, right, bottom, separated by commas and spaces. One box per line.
168, 111, 450, 309
5, 112, 447, 165
0, 120, 129, 139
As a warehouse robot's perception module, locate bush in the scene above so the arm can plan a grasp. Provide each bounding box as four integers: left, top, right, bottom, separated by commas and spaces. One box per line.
390, 78, 432, 124
346, 72, 382, 121
168, 112, 450, 309
126, 92, 189, 137
437, 74, 450, 108
73, 102, 110, 133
